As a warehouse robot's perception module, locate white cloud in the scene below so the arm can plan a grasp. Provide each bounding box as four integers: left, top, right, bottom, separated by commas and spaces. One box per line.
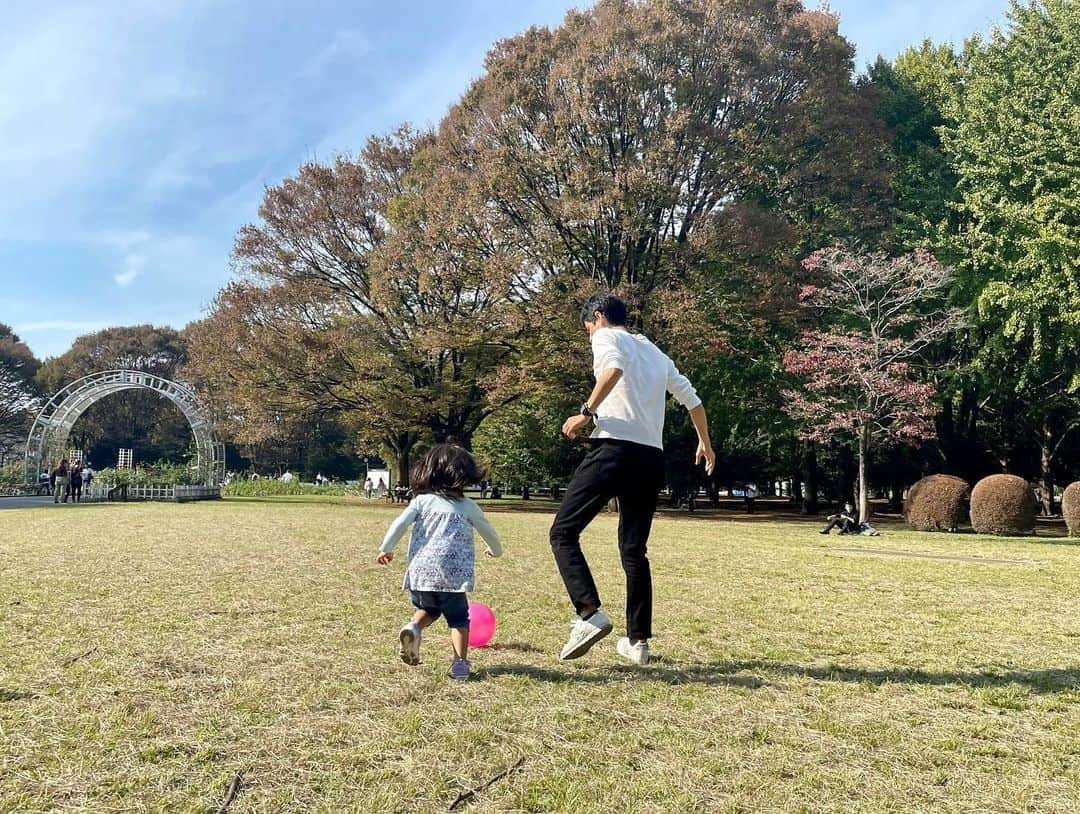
114, 263, 141, 288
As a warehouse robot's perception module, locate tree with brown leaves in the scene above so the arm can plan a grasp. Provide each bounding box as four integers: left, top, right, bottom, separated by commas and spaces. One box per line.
185, 128, 526, 483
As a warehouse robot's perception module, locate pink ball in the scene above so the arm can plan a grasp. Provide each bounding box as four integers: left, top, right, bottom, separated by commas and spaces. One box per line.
468, 602, 496, 648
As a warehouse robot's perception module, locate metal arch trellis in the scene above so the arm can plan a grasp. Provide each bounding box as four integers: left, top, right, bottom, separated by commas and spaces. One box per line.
24, 370, 224, 487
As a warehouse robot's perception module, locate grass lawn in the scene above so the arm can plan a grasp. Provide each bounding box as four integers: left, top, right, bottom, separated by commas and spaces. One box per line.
2, 498, 1080, 813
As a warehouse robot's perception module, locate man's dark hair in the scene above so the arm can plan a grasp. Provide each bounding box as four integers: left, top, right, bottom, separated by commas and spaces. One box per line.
580, 292, 628, 326
411, 443, 483, 498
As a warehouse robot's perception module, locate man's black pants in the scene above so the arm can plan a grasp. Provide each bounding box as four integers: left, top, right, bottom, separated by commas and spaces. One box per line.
821, 517, 856, 534
549, 439, 666, 642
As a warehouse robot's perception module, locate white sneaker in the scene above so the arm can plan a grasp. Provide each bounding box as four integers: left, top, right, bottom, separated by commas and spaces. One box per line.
616, 637, 650, 666
559, 609, 613, 660
399, 623, 421, 666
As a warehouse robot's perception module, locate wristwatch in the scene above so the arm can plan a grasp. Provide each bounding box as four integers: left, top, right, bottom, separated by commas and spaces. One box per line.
580, 402, 595, 418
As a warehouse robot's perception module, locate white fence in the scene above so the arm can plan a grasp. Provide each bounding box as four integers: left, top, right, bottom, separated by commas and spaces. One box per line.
83, 482, 221, 503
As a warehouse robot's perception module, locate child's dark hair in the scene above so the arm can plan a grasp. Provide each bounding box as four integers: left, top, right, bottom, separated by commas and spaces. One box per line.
580, 292, 628, 326
411, 444, 483, 498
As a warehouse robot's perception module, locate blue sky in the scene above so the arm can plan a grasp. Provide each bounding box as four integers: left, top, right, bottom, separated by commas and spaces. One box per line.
1, 0, 1010, 361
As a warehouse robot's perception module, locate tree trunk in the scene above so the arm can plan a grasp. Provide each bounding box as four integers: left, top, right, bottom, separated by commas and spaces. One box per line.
1040, 417, 1054, 516
838, 444, 856, 508
800, 439, 818, 515
707, 480, 720, 508
857, 424, 871, 522
387, 433, 417, 488
889, 446, 905, 513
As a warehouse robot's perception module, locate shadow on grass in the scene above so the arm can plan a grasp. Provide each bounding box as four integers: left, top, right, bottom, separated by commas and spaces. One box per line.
479, 662, 771, 689
481, 659, 1080, 693
486, 641, 545, 654
0, 688, 38, 702
744, 661, 1080, 693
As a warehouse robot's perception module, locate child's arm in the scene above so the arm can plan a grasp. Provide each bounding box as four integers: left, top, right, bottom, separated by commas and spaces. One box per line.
377, 501, 420, 564
465, 500, 502, 557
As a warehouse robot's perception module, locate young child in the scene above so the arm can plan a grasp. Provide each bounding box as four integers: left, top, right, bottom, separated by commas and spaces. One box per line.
376, 444, 502, 680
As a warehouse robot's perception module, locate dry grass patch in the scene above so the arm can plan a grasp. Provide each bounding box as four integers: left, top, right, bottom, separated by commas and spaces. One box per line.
2, 498, 1080, 812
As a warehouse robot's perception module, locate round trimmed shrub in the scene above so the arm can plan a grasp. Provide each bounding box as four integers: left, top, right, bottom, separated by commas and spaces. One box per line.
969, 474, 1037, 536
1063, 482, 1080, 537
904, 474, 970, 532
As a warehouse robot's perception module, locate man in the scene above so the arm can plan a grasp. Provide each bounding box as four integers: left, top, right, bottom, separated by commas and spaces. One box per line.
744, 482, 758, 514
820, 501, 858, 535
550, 293, 715, 666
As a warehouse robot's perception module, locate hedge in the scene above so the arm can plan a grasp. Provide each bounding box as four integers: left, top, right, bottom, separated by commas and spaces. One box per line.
222, 480, 361, 498
904, 474, 970, 532
1063, 482, 1080, 538
969, 474, 1037, 536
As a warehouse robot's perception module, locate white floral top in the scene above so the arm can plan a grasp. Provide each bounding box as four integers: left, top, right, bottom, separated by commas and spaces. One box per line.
380, 494, 502, 592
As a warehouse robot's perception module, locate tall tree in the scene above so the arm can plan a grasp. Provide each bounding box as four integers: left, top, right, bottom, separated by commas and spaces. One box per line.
783, 248, 964, 520
942, 0, 1080, 511
185, 128, 526, 484
439, 0, 890, 486
442, 0, 888, 299
866, 41, 964, 255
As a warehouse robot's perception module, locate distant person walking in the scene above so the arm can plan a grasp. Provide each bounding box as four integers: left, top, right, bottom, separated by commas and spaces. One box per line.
69, 462, 83, 503
364, 478, 374, 499
549, 293, 715, 667
52, 459, 70, 504
744, 482, 758, 514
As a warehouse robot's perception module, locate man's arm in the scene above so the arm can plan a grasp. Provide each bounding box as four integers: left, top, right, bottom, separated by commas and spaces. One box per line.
562, 367, 622, 438
667, 357, 715, 475
688, 403, 716, 475
586, 368, 622, 413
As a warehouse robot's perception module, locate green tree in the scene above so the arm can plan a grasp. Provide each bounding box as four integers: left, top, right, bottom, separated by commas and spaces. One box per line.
943, 0, 1080, 511
867, 41, 964, 254
472, 396, 585, 492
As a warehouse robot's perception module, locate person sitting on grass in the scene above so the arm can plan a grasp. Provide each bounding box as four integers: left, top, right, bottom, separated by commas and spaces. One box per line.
820, 501, 858, 535
376, 444, 502, 680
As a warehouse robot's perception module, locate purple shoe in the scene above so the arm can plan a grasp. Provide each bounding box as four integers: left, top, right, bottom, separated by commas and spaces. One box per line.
450, 658, 471, 680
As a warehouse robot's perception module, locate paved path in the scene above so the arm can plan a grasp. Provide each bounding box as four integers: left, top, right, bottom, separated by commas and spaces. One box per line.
0, 496, 58, 510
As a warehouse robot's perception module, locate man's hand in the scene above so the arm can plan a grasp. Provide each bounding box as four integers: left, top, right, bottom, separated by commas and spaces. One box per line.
562, 414, 592, 440
695, 441, 716, 476
484, 548, 495, 558
376, 552, 394, 566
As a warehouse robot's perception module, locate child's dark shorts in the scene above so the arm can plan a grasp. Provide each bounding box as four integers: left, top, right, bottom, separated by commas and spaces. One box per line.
409, 590, 470, 629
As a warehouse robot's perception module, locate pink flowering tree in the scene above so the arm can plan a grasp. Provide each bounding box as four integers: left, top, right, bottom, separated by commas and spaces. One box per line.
783, 247, 963, 520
